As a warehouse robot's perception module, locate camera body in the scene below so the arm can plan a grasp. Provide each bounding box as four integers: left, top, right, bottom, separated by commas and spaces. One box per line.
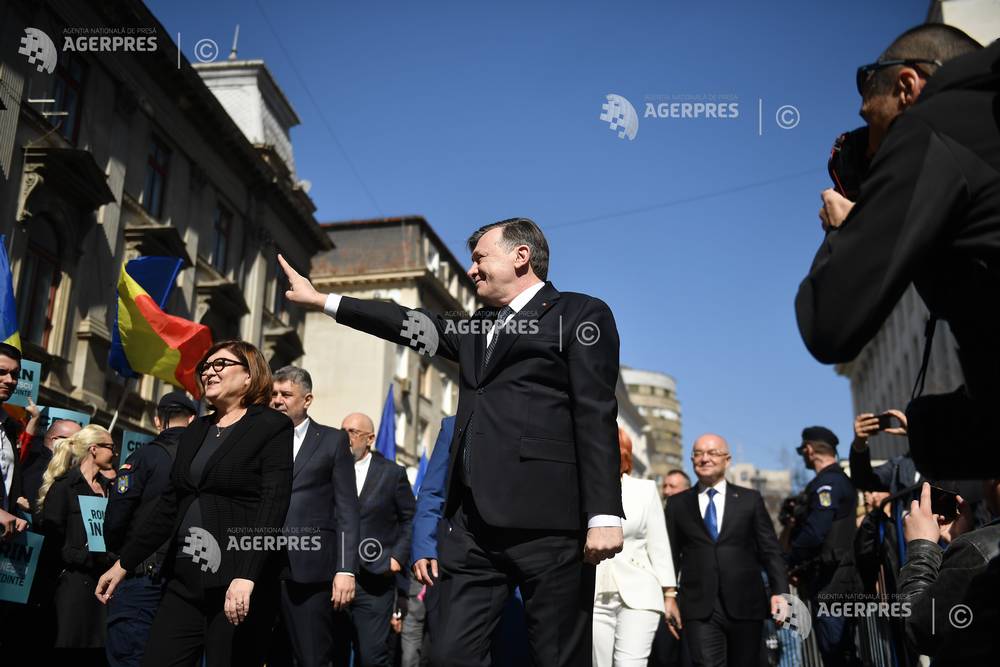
779, 491, 811, 528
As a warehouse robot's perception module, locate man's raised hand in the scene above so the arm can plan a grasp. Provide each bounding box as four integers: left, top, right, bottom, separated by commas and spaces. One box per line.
277, 254, 326, 311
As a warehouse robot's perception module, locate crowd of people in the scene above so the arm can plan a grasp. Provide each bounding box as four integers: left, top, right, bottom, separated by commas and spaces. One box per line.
0, 16, 998, 667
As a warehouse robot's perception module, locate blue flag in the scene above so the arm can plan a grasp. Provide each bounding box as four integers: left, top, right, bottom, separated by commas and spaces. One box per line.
374, 385, 396, 461
0, 235, 21, 350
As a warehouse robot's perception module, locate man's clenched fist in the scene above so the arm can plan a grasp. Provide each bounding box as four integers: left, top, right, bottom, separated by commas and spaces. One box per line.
583, 526, 623, 564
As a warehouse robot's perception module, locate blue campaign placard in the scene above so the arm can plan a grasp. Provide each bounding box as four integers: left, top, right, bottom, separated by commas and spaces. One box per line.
8, 359, 40, 408
40, 405, 91, 427
121, 430, 155, 464
78, 496, 108, 553
0, 530, 44, 604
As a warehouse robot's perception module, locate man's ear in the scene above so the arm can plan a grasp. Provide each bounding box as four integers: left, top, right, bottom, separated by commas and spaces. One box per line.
304, 392, 313, 410
514, 244, 532, 273
897, 68, 925, 107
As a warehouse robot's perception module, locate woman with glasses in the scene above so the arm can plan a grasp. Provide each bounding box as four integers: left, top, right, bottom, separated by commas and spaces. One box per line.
36, 424, 117, 649
96, 340, 293, 666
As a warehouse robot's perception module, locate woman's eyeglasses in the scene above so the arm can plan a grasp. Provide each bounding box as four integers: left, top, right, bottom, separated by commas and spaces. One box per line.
197, 358, 247, 376
855, 58, 941, 96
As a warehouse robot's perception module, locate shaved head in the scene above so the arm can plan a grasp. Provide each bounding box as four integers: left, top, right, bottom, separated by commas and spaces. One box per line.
691, 433, 732, 487
342, 412, 377, 461
342, 413, 375, 433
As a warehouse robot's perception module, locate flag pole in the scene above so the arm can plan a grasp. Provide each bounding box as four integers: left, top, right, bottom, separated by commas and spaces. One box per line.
108, 376, 132, 432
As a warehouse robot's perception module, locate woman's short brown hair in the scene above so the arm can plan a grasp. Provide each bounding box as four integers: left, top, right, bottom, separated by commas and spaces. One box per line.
196, 340, 273, 407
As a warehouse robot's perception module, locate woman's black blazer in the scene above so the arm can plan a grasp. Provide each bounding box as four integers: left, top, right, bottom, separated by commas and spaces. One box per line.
119, 404, 293, 587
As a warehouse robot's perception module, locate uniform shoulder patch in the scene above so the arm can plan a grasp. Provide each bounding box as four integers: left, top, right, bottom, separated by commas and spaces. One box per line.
117, 474, 131, 494
816, 484, 833, 508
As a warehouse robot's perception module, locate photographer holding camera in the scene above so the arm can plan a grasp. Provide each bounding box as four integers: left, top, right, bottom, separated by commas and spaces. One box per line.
900, 481, 1000, 664
795, 25, 1000, 477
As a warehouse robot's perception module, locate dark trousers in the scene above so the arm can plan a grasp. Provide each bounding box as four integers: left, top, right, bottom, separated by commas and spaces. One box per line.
332, 571, 396, 667
430, 492, 593, 667
141, 564, 280, 667
814, 615, 856, 667
106, 575, 166, 667
279, 580, 335, 667
683, 596, 762, 667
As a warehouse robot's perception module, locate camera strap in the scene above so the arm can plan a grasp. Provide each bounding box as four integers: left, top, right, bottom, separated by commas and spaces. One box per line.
911, 316, 938, 401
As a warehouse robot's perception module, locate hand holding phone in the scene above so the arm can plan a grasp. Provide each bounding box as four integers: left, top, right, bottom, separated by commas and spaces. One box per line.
929, 485, 959, 523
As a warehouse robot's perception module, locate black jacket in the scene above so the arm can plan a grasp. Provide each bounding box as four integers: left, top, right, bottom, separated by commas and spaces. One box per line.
119, 405, 293, 587
796, 41, 1000, 402
2, 416, 23, 512
900, 520, 1000, 665
36, 466, 113, 574
104, 426, 183, 562
665, 484, 788, 621
356, 451, 415, 576
282, 420, 361, 582
336, 281, 623, 530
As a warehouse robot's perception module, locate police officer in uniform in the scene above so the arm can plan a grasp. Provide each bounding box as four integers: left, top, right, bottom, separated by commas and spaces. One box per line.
788, 426, 860, 667
104, 391, 197, 667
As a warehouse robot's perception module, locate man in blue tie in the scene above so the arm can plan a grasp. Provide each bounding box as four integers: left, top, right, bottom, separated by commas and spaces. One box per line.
665, 434, 788, 667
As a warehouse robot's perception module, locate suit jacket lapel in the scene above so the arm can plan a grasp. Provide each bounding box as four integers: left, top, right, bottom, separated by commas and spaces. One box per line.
359, 452, 385, 503
689, 487, 712, 540
199, 404, 264, 484
480, 282, 561, 383
180, 416, 210, 488
717, 486, 741, 542
292, 421, 322, 480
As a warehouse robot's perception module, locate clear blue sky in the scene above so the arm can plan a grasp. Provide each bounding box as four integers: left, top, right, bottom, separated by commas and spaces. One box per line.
147, 0, 929, 476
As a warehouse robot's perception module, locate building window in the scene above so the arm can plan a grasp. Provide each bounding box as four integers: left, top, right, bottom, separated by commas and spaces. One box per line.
17, 219, 61, 348
51, 54, 86, 144
418, 363, 433, 399
142, 135, 171, 218
210, 205, 232, 275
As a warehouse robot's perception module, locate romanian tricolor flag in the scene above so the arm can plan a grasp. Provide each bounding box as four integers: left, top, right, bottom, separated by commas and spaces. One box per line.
0, 236, 20, 350
109, 257, 212, 398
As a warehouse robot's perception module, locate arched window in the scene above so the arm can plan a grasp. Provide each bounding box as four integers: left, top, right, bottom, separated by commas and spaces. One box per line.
17, 219, 61, 347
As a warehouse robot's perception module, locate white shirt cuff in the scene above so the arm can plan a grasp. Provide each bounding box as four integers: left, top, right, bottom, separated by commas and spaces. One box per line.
336, 571, 355, 577
587, 514, 622, 529
324, 293, 343, 319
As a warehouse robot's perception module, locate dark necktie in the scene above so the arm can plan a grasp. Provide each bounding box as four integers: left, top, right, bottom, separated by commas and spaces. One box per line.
704, 487, 719, 541
462, 305, 515, 484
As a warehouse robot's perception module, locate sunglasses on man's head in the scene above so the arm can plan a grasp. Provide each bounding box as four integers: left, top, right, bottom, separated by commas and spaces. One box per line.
855, 58, 942, 96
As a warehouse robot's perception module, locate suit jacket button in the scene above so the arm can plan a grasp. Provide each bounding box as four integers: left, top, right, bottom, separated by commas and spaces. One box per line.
477, 388, 485, 395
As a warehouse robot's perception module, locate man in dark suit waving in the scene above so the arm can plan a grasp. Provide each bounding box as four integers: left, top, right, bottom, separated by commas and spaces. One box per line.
271, 366, 361, 667
665, 434, 787, 667
279, 217, 624, 667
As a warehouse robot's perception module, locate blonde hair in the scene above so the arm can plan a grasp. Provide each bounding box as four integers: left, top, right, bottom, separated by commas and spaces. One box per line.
37, 424, 111, 511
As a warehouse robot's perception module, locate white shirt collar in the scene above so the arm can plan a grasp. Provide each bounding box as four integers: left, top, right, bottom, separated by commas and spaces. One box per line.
293, 417, 311, 441
356, 450, 372, 467
506, 281, 545, 315
699, 478, 727, 495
